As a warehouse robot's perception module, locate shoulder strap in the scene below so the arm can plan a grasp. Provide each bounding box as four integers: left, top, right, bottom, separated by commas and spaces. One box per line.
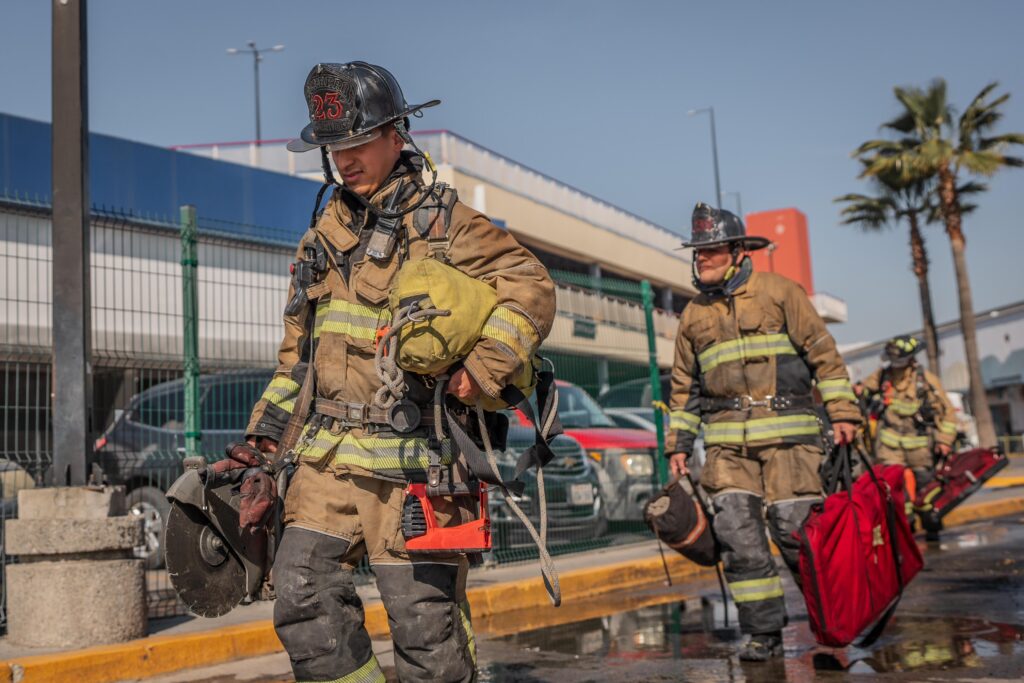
857, 461, 907, 647
413, 184, 458, 260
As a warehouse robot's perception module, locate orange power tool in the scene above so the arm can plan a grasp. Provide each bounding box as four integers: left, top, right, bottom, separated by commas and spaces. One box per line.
401, 482, 491, 553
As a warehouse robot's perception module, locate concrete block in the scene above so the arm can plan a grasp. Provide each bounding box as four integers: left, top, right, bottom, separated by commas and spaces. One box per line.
6, 559, 146, 648
16, 485, 126, 519
4, 516, 142, 556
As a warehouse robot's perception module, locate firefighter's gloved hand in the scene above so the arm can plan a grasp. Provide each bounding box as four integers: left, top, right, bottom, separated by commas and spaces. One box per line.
935, 443, 952, 457
833, 422, 857, 446
239, 470, 278, 533
211, 441, 265, 475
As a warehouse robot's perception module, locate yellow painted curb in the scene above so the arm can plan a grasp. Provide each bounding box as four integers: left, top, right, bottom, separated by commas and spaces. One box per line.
4, 494, 1022, 683
984, 475, 1024, 489
942, 495, 1024, 527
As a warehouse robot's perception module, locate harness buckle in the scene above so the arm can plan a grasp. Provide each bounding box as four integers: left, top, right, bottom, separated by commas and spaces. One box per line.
739, 395, 772, 409
346, 403, 369, 423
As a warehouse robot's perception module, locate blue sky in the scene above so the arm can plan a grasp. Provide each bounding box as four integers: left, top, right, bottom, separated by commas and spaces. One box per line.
2, 0, 1022, 344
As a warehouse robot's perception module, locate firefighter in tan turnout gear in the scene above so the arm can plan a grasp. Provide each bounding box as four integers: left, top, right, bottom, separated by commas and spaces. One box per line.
666, 203, 862, 662
862, 336, 957, 492
243, 62, 555, 683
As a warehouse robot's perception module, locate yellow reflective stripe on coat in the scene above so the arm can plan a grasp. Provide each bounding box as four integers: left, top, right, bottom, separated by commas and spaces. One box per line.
297, 653, 387, 683
669, 410, 701, 435
481, 306, 539, 365
939, 420, 957, 435
728, 576, 784, 603
312, 299, 391, 341
817, 378, 856, 402
697, 334, 797, 373
296, 428, 453, 471
889, 398, 922, 416
704, 414, 821, 445
260, 376, 301, 413
879, 428, 929, 450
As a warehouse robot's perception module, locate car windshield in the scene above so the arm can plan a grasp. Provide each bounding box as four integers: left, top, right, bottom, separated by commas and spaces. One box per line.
557, 384, 616, 429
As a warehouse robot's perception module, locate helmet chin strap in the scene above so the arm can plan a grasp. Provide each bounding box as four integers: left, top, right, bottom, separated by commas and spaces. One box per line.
692, 243, 744, 289
304, 147, 338, 230
329, 120, 440, 221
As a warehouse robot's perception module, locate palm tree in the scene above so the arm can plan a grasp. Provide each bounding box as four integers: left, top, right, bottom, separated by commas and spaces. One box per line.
836, 170, 942, 372
860, 79, 1024, 448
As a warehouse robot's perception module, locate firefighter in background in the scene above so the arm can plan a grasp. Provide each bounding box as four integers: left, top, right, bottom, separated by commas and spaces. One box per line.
666, 203, 862, 662
861, 336, 957, 494
243, 62, 555, 682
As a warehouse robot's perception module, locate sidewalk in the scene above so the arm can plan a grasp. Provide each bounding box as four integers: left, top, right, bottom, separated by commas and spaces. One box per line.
2, 476, 1022, 683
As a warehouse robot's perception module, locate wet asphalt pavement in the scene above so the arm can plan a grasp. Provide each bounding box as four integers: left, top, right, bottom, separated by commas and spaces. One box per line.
146, 514, 1024, 683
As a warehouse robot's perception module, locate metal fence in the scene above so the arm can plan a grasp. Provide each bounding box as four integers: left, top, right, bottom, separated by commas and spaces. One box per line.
0, 193, 671, 626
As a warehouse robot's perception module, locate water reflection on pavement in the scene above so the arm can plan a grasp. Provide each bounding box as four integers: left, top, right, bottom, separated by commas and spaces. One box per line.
173, 516, 1024, 682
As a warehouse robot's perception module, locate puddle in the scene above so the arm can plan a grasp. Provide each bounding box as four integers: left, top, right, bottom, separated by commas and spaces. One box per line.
481, 598, 1024, 681
834, 616, 1024, 674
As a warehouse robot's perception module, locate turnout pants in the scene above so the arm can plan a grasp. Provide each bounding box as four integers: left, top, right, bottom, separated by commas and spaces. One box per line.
272, 464, 477, 683
701, 443, 824, 635
876, 443, 935, 488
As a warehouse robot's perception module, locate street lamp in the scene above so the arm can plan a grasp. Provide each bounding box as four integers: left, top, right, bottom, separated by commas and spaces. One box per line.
720, 190, 743, 218
688, 106, 722, 210
226, 41, 285, 145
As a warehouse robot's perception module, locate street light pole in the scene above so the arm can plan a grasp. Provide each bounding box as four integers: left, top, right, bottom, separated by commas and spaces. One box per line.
688, 106, 722, 210
253, 43, 261, 144
721, 190, 743, 217
227, 41, 284, 145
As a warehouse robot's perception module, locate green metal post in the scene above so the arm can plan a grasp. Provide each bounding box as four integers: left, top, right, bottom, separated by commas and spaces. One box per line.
180, 205, 201, 458
641, 280, 669, 485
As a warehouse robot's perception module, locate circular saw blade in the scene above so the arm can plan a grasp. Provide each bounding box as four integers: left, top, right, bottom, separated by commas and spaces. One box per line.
165, 501, 246, 618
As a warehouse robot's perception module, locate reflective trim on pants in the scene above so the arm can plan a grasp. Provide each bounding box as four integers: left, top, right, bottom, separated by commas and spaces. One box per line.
460, 600, 477, 665
296, 654, 387, 683
728, 576, 785, 604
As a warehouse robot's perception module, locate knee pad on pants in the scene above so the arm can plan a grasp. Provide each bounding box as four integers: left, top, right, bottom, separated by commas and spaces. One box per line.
768, 497, 820, 574
712, 492, 772, 575
273, 527, 372, 681
375, 562, 476, 683
912, 466, 934, 489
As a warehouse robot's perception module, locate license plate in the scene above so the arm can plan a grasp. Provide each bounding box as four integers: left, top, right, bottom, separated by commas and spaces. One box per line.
569, 483, 594, 506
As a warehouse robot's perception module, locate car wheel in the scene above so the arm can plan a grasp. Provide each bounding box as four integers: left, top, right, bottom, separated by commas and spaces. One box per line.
127, 485, 169, 570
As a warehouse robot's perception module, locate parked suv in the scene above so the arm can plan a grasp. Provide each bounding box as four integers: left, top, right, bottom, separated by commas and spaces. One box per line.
95, 370, 603, 568
508, 381, 659, 524
93, 370, 271, 568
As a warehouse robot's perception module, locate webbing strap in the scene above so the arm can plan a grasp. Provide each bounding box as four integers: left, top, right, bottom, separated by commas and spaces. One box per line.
857, 459, 906, 647
506, 369, 563, 479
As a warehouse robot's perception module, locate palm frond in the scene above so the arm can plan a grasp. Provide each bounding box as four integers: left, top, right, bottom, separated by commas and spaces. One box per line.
961, 149, 1016, 175
978, 133, 1024, 150
956, 180, 988, 196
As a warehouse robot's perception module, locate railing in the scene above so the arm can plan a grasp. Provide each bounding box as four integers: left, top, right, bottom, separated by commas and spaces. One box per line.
0, 195, 666, 630
176, 132, 689, 259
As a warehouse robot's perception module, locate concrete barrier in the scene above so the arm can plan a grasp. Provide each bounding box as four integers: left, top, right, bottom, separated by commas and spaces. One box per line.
4, 487, 146, 649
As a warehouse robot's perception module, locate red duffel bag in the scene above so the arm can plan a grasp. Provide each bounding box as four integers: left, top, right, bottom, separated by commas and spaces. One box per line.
796, 446, 924, 648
